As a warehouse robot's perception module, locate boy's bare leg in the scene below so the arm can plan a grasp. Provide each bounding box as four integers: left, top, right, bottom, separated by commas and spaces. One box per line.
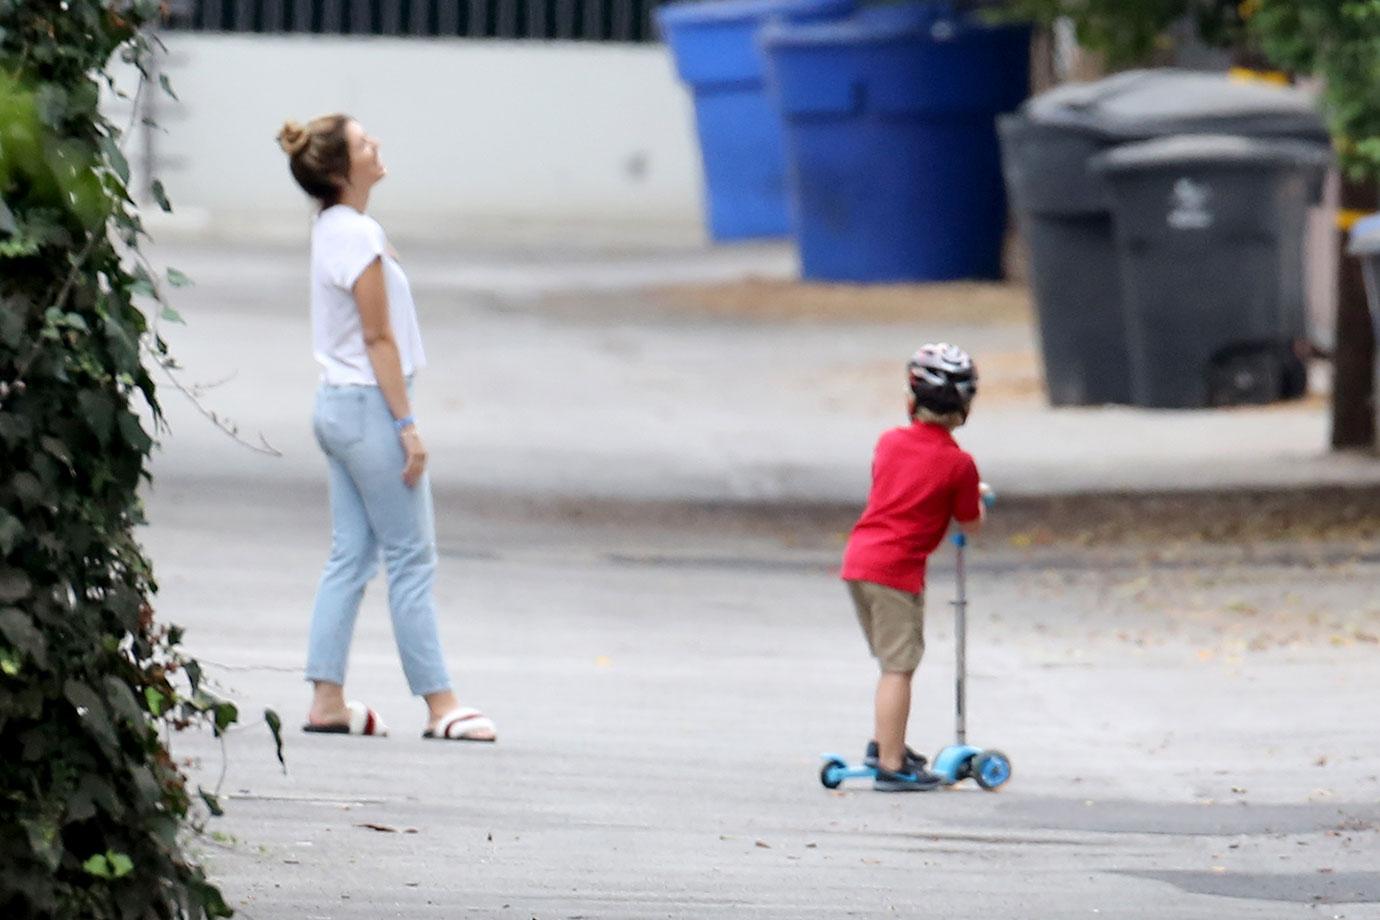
874, 670, 914, 772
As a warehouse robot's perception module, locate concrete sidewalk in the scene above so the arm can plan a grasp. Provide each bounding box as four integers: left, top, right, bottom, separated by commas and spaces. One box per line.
143, 237, 1380, 508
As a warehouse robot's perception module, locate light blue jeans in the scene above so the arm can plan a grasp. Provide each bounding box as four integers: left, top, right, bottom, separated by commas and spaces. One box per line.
305, 383, 452, 696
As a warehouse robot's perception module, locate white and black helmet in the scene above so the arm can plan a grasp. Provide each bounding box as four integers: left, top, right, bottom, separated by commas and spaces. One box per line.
907, 343, 978, 418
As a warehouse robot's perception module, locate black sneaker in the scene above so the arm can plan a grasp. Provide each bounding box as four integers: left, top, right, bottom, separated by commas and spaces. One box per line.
864, 740, 929, 772
873, 764, 942, 792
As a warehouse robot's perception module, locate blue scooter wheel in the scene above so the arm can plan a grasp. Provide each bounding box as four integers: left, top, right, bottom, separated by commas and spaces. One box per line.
819, 758, 847, 790
972, 750, 1012, 790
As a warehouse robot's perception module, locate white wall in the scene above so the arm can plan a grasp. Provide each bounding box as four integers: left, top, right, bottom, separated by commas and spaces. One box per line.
109, 34, 706, 243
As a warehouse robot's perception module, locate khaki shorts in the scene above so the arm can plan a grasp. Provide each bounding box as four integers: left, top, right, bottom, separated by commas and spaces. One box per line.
847, 579, 925, 673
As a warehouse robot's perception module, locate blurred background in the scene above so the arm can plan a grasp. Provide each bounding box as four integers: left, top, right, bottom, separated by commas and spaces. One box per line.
105, 0, 1380, 429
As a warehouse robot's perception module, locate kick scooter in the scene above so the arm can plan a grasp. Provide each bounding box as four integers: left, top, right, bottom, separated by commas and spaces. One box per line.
819, 531, 1012, 791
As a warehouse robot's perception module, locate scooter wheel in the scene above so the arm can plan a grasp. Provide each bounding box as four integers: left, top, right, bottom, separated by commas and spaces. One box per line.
972, 750, 1012, 790
819, 758, 847, 790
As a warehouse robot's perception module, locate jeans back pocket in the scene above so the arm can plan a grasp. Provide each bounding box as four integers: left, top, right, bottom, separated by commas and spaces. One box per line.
313, 388, 366, 454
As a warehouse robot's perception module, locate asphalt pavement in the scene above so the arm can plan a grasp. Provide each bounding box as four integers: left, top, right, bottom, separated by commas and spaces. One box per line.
138, 236, 1380, 919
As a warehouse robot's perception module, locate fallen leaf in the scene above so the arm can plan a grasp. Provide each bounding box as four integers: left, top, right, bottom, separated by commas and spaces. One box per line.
356, 823, 397, 833
755, 840, 771, 849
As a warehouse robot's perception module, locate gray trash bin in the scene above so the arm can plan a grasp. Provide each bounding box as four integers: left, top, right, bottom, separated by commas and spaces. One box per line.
999, 70, 1330, 406
1091, 135, 1330, 409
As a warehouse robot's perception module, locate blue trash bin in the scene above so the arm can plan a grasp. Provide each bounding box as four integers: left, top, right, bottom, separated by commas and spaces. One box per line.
657, 0, 855, 241
762, 5, 1030, 281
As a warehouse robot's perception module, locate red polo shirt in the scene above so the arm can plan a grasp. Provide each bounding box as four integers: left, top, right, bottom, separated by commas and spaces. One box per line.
841, 422, 981, 594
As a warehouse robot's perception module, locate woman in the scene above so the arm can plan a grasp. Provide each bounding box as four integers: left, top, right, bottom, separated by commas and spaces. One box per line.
277, 114, 495, 742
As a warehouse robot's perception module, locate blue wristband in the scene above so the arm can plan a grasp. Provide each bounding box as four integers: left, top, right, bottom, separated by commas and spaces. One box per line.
393, 415, 415, 432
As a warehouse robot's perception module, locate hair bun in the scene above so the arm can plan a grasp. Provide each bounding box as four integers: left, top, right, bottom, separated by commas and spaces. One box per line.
277, 120, 309, 156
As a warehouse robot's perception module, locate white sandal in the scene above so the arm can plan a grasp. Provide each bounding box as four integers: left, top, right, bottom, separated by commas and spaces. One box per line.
302, 700, 389, 737
423, 707, 496, 742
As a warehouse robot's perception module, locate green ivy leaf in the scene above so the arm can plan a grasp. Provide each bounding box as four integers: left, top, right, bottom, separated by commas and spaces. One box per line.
65, 679, 119, 750
166, 266, 192, 288
185, 658, 202, 694
160, 305, 184, 324
213, 700, 239, 735
9, 472, 44, 509
265, 707, 286, 770
108, 851, 134, 878
0, 509, 23, 555
0, 608, 48, 667
150, 178, 172, 212
81, 850, 132, 879
82, 854, 111, 879
38, 435, 74, 470
103, 675, 144, 728
34, 84, 69, 129
158, 72, 178, 101
77, 390, 115, 446
98, 134, 130, 185
67, 773, 123, 823
144, 686, 167, 716
117, 409, 153, 453
193, 878, 235, 919
0, 568, 32, 603
198, 787, 224, 817
24, 818, 62, 871
129, 264, 156, 298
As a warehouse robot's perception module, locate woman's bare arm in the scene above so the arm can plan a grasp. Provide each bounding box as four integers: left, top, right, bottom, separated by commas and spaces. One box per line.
354, 259, 411, 420
354, 258, 427, 486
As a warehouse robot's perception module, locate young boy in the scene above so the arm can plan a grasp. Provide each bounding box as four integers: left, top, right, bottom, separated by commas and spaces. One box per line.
841, 343, 985, 792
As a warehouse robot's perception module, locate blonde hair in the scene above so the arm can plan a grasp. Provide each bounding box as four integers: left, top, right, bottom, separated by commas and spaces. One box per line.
277, 114, 351, 207
913, 405, 966, 430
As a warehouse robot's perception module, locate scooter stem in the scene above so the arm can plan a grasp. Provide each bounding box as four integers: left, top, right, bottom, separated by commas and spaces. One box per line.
951, 532, 967, 746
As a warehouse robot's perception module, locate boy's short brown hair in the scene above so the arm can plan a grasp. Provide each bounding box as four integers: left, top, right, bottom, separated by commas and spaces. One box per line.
913, 406, 966, 430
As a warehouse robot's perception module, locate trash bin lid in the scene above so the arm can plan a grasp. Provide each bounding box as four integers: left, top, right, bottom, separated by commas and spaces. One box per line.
1090, 134, 1332, 175
657, 0, 853, 27
759, 1, 1006, 47
1023, 70, 1327, 141
1347, 213, 1380, 257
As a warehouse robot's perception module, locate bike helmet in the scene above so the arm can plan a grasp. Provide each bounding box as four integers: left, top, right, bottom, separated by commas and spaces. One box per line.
907, 343, 978, 419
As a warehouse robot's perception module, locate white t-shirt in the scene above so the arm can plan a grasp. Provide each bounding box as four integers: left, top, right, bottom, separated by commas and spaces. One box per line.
310, 205, 427, 386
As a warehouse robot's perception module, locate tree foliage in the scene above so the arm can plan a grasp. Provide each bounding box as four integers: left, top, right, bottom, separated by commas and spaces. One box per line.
1250, 0, 1380, 181
999, 0, 1380, 181
1000, 0, 1248, 68
0, 2, 274, 917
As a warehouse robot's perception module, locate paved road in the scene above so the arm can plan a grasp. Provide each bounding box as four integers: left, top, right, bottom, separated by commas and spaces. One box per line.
147, 476, 1380, 920
137, 239, 1380, 918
